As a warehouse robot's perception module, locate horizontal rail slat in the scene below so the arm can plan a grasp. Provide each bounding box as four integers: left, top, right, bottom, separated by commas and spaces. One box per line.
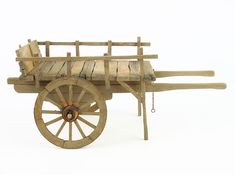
37, 41, 151, 46
16, 54, 158, 62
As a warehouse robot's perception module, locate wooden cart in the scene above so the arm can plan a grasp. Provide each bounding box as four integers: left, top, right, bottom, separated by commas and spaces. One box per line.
7, 37, 226, 149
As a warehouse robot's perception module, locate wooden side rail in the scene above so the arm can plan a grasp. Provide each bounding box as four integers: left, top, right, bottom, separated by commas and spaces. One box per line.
9, 80, 227, 93
37, 41, 151, 47
16, 54, 158, 62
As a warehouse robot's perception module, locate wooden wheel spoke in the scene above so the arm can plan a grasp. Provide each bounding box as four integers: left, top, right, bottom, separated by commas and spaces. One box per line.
81, 103, 99, 112
45, 116, 63, 126
76, 89, 86, 106
88, 103, 99, 112
80, 112, 100, 115
42, 110, 61, 114
45, 96, 62, 109
55, 87, 68, 107
74, 120, 86, 138
34, 78, 107, 149
79, 100, 95, 111
69, 122, 72, 141
77, 116, 96, 129
68, 85, 73, 105
55, 120, 67, 137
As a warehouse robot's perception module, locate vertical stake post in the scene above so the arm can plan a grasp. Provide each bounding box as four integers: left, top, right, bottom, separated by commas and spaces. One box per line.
104, 53, 110, 89
137, 37, 142, 116
75, 40, 80, 57
140, 47, 148, 140
67, 52, 71, 77
45, 41, 50, 57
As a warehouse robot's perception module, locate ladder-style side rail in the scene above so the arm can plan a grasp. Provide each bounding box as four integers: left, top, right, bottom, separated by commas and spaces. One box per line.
37, 41, 151, 47
16, 54, 158, 62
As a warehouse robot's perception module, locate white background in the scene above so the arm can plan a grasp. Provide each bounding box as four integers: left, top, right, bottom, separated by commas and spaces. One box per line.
0, 0, 234, 175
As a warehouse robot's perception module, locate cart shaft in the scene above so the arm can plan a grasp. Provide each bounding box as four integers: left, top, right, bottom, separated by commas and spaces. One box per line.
147, 83, 226, 92
154, 70, 215, 78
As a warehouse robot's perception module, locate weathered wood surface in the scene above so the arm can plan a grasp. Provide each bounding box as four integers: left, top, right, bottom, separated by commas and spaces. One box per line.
117, 61, 130, 81
38, 60, 155, 81
92, 61, 118, 81
79, 61, 96, 79
16, 45, 34, 73
37, 41, 151, 47
154, 70, 215, 78
10, 82, 227, 94
29, 40, 42, 57
16, 54, 158, 62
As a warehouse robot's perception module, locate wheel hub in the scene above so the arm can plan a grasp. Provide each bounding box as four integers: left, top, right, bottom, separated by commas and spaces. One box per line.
62, 105, 79, 122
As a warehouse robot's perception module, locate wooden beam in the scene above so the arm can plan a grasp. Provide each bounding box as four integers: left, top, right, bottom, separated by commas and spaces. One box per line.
45, 41, 50, 57
139, 47, 148, 140
67, 52, 71, 77
104, 53, 110, 89
75, 41, 80, 56
117, 80, 140, 100
147, 83, 227, 91
16, 54, 158, 62
37, 41, 151, 47
154, 70, 215, 78
12, 82, 227, 94
137, 37, 142, 116
108, 40, 112, 55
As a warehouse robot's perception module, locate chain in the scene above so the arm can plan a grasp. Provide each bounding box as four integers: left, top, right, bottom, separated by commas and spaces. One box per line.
151, 92, 156, 113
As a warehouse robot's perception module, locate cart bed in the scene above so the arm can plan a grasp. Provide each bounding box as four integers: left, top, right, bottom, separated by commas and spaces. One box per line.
39, 60, 155, 81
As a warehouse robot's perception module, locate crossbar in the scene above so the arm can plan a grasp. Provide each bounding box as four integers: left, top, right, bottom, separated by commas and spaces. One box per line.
37, 41, 150, 47
16, 54, 158, 62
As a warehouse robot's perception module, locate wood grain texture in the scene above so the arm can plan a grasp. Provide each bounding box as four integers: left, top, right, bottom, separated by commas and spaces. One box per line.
47, 61, 65, 78
71, 61, 85, 76
33, 60, 155, 81
29, 40, 42, 57
91, 60, 104, 80
16, 54, 158, 62
154, 70, 215, 78
37, 41, 151, 47
117, 61, 130, 81
16, 45, 34, 73
34, 77, 107, 149
79, 61, 96, 79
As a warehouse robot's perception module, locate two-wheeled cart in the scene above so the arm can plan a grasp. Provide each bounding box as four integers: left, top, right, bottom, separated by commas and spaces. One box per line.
7, 37, 226, 148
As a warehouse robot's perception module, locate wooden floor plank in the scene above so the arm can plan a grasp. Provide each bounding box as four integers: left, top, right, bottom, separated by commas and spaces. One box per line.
109, 61, 118, 80
117, 61, 130, 81
143, 61, 156, 80
47, 61, 65, 77
92, 60, 104, 80
71, 61, 85, 76
129, 61, 140, 81
92, 61, 117, 81
39, 60, 155, 81
56, 61, 67, 77
79, 61, 95, 79
40, 62, 55, 77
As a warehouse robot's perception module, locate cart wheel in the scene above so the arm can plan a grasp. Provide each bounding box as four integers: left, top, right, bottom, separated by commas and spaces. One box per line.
34, 77, 107, 149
